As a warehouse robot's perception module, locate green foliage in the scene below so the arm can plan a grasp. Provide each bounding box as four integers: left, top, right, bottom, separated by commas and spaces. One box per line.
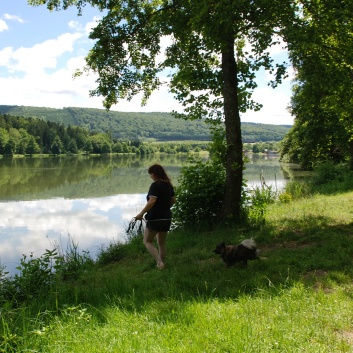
245, 141, 281, 154
93, 245, 123, 270
245, 185, 277, 228
309, 162, 353, 194
282, 0, 353, 169
53, 237, 94, 281
0, 106, 290, 143
283, 180, 312, 200
242, 126, 290, 144
51, 135, 63, 155
277, 191, 292, 204
173, 157, 226, 228
0, 113, 93, 155
311, 161, 347, 185
283, 162, 353, 199
172, 123, 229, 228
90, 133, 112, 153
207, 124, 227, 167
67, 139, 78, 153
252, 143, 261, 153
0, 111, 288, 160
0, 239, 93, 306
96, 234, 144, 266
280, 102, 350, 169
173, 124, 280, 228
12, 250, 58, 303
250, 185, 277, 206
96, 219, 145, 266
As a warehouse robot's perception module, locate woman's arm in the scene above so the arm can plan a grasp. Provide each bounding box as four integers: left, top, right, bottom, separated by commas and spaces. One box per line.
135, 196, 157, 220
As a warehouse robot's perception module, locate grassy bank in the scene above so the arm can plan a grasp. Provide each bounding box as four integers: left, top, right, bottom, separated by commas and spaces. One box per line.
2, 191, 353, 352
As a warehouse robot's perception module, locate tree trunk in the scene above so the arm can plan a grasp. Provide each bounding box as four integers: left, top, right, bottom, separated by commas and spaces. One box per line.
349, 138, 353, 171
219, 36, 243, 221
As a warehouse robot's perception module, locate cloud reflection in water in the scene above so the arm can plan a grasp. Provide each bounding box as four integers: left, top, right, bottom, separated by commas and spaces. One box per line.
0, 194, 146, 273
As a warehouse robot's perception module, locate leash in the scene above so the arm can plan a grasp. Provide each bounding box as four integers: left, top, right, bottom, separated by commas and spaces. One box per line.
126, 217, 144, 234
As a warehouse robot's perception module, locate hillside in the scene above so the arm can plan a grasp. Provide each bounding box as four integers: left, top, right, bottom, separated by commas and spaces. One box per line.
0, 105, 291, 142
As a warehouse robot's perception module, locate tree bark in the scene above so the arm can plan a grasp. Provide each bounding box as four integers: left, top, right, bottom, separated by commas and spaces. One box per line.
219, 36, 243, 221
349, 138, 353, 171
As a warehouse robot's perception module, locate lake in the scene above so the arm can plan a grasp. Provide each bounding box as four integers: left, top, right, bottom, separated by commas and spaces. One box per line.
0, 154, 301, 273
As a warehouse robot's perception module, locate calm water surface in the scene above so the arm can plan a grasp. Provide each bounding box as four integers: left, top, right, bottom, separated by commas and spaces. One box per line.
0, 154, 301, 273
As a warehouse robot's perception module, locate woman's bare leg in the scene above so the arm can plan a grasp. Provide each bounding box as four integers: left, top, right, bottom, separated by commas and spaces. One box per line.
157, 232, 167, 264
143, 227, 160, 263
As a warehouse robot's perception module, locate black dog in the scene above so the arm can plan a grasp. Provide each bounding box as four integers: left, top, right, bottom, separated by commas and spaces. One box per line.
213, 239, 260, 268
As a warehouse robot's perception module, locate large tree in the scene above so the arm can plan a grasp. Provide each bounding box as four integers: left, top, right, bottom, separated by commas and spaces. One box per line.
282, 0, 353, 169
29, 0, 292, 220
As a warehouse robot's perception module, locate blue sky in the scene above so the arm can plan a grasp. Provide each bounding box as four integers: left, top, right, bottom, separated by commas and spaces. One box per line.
0, 0, 294, 125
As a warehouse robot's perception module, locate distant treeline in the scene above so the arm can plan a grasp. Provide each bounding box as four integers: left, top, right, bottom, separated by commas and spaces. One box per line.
0, 105, 291, 143
0, 114, 209, 155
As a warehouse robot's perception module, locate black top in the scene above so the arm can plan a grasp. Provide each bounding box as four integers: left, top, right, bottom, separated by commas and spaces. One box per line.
145, 181, 175, 220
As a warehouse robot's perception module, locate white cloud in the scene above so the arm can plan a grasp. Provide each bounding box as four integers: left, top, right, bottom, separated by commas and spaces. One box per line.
68, 20, 80, 30
0, 29, 97, 108
0, 14, 110, 109
239, 52, 294, 125
268, 35, 288, 56
109, 83, 183, 113
3, 14, 24, 23
0, 46, 12, 65
0, 19, 8, 31
9, 32, 82, 74
242, 85, 293, 125
84, 16, 101, 34
0, 13, 24, 33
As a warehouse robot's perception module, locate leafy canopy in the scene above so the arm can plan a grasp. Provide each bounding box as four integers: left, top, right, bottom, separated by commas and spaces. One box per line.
281, 0, 353, 169
29, 0, 289, 118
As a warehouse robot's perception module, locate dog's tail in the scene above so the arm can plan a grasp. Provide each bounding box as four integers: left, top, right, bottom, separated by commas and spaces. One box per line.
241, 238, 256, 249
241, 238, 260, 258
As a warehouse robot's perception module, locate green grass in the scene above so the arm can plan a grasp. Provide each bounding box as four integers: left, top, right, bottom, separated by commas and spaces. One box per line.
2, 191, 353, 352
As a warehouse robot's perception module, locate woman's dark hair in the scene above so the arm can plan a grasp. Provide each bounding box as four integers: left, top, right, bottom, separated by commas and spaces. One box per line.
148, 164, 172, 184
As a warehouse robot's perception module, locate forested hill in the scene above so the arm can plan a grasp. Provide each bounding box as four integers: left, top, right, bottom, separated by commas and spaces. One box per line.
0, 105, 291, 142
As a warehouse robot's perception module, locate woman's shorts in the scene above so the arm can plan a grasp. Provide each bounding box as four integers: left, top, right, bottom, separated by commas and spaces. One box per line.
146, 219, 172, 232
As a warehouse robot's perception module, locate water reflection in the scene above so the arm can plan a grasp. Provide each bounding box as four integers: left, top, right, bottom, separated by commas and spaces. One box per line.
0, 154, 191, 200
1, 194, 146, 273
0, 154, 300, 274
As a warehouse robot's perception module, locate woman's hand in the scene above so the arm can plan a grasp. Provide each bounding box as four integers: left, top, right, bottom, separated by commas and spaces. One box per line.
135, 213, 144, 220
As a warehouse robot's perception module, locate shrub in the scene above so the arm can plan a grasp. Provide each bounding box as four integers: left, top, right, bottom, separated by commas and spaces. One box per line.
284, 162, 353, 197
311, 161, 347, 185
172, 157, 226, 228
172, 124, 228, 228
0, 239, 93, 305
96, 234, 144, 266
53, 237, 94, 281
244, 185, 277, 228
284, 180, 312, 199
278, 191, 293, 204
96, 240, 128, 265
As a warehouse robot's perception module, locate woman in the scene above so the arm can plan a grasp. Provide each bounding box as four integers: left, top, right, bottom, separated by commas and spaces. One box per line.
135, 164, 176, 270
